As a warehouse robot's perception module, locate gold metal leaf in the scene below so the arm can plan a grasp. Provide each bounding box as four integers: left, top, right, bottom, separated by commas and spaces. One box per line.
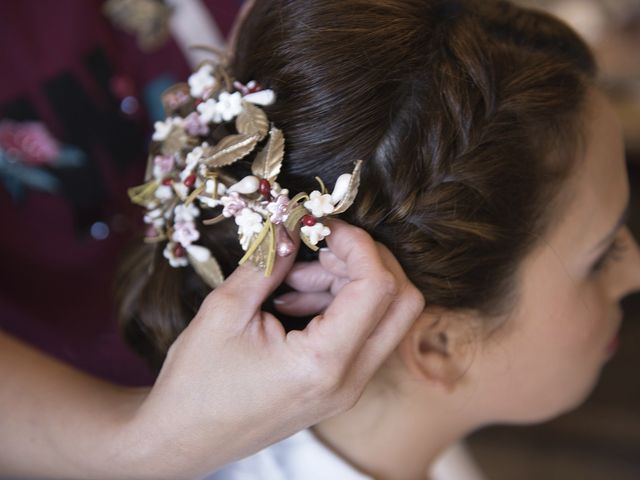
203, 133, 260, 168
144, 153, 155, 182
300, 233, 320, 252
161, 126, 191, 156
284, 204, 308, 232
236, 101, 269, 140
202, 213, 227, 226
331, 160, 363, 215
128, 180, 158, 206
249, 240, 270, 272
188, 254, 225, 289
239, 220, 278, 275
251, 127, 284, 182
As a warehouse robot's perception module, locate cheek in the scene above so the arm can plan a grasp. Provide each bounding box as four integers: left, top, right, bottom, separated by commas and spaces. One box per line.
477, 269, 611, 424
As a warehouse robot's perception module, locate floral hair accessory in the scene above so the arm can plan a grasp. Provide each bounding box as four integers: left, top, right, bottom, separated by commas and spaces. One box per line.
129, 58, 362, 288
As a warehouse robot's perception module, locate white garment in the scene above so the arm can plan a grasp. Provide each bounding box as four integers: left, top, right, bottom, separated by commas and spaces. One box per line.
204, 429, 486, 480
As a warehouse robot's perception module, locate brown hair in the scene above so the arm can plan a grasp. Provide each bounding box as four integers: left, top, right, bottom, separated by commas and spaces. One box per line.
117, 0, 596, 370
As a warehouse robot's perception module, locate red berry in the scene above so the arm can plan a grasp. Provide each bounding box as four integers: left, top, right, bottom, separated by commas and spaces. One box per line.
174, 244, 186, 257
161, 177, 174, 186
302, 215, 317, 227
259, 179, 271, 197
184, 174, 196, 188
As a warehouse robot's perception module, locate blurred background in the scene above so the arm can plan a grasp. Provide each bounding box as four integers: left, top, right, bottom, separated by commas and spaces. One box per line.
468, 1, 640, 479
0, 1, 638, 479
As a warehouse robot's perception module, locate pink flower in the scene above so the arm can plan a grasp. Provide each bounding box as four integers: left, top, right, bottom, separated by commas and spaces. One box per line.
153, 155, 175, 178
0, 121, 60, 166
183, 112, 210, 136
266, 195, 290, 224
221, 192, 247, 218
172, 221, 200, 247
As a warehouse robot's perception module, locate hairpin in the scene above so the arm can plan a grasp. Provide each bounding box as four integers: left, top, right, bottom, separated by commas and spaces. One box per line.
128, 60, 362, 288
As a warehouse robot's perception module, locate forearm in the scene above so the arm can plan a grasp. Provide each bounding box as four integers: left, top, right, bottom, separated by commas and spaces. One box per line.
0, 332, 154, 479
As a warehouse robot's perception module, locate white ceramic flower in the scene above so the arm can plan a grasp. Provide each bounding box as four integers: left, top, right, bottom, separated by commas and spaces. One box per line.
198, 195, 222, 208
188, 64, 217, 98
172, 221, 200, 247
152, 117, 181, 141
185, 146, 205, 170
143, 208, 163, 224
205, 179, 226, 196
154, 185, 173, 201
163, 241, 189, 267
304, 191, 335, 218
174, 203, 199, 222
301, 222, 331, 246
235, 208, 264, 249
196, 98, 218, 124
215, 91, 243, 122
173, 182, 189, 200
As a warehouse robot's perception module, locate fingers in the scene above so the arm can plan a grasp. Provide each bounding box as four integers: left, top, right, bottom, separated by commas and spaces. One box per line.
209, 232, 301, 326
299, 220, 399, 357
284, 262, 336, 293
287, 223, 424, 394
318, 249, 348, 278
276, 257, 350, 316
273, 291, 334, 316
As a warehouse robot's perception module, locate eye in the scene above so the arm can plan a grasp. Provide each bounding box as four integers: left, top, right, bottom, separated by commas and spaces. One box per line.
591, 236, 627, 275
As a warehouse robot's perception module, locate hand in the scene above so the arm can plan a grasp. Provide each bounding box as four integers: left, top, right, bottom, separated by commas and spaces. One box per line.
124, 219, 424, 479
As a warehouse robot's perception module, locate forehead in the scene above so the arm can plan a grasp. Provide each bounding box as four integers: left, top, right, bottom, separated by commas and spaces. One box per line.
545, 90, 629, 262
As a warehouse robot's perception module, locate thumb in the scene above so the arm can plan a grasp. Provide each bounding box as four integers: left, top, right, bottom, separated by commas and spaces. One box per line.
215, 226, 301, 319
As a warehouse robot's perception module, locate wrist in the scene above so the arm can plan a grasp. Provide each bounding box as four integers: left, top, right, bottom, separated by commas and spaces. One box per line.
105, 386, 187, 480
116, 388, 212, 480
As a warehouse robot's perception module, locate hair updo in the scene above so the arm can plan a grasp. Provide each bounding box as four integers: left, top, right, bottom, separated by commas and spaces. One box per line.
117, 0, 596, 370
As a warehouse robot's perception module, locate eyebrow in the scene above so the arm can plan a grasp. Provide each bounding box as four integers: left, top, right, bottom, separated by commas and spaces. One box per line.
591, 200, 631, 253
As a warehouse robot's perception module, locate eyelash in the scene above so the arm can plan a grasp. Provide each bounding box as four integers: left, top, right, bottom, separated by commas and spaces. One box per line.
591, 236, 627, 275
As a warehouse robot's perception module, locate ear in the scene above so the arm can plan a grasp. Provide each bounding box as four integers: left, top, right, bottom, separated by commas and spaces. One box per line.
398, 307, 478, 392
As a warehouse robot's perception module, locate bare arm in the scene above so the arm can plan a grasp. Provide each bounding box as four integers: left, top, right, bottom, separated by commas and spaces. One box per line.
0, 332, 151, 478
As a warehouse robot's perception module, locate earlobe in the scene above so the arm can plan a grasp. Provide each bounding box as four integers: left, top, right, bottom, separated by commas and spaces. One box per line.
398, 308, 476, 392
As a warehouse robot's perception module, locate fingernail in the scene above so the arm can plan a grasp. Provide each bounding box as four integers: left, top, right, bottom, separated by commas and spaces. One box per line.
320, 247, 331, 253
273, 297, 288, 305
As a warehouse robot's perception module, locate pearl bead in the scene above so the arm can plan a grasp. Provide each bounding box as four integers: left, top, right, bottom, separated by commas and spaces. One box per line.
228, 175, 260, 194
276, 225, 295, 257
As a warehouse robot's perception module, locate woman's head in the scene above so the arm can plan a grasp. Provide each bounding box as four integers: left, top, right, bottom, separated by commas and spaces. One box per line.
119, 0, 640, 422
393, 89, 639, 426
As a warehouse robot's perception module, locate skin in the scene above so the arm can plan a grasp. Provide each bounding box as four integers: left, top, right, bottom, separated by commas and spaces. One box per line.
280, 89, 640, 480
